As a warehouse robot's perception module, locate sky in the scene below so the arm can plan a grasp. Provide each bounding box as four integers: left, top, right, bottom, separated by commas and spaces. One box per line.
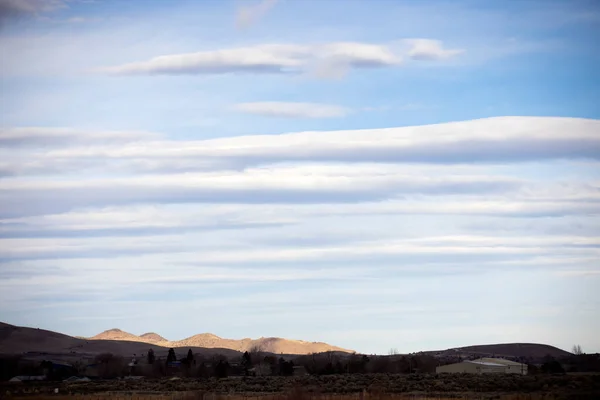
0, 0, 599, 355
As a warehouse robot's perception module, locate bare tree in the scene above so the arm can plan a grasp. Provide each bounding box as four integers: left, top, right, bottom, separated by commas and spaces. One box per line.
249, 344, 265, 366
572, 344, 583, 355
389, 348, 399, 356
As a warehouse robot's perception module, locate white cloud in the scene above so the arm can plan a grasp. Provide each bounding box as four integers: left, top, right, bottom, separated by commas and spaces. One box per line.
0, 0, 66, 21
235, 0, 278, 29
405, 38, 465, 61
3, 231, 598, 262
0, 165, 524, 217
554, 270, 600, 278
96, 41, 403, 76
96, 44, 309, 75
233, 101, 350, 118
1, 204, 294, 233
2, 188, 599, 240
4, 186, 599, 241
0, 127, 160, 147
2, 117, 597, 177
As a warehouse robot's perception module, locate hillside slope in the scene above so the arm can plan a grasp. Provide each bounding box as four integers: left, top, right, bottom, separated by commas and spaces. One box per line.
140, 332, 168, 343
447, 343, 571, 359
91, 329, 146, 342
0, 323, 238, 358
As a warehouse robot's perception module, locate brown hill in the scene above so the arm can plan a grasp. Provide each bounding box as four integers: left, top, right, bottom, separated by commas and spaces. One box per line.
249, 337, 352, 355
91, 329, 143, 342
140, 332, 168, 343
160, 333, 353, 355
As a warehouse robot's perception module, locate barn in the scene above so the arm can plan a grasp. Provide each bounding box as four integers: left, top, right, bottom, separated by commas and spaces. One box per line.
436, 360, 507, 374
436, 358, 528, 375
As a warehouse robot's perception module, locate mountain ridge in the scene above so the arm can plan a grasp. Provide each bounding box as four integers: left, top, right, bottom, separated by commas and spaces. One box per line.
89, 328, 353, 354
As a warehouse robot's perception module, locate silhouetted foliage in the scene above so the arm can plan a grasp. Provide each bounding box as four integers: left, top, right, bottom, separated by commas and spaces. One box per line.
0, 356, 21, 381
187, 349, 194, 363
541, 357, 566, 374
166, 348, 177, 364
147, 348, 155, 365
563, 353, 600, 373
348, 354, 370, 373
214, 359, 230, 379
93, 353, 125, 379
294, 352, 441, 376
241, 351, 253, 375
278, 357, 294, 376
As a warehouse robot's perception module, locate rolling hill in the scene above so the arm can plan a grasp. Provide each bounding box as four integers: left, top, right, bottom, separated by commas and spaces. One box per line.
0, 323, 239, 358
0, 322, 352, 357
425, 343, 572, 361
450, 343, 572, 359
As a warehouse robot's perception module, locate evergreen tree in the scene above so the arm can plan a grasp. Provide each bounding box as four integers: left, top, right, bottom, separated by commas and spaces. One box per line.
166, 348, 177, 364
242, 351, 252, 375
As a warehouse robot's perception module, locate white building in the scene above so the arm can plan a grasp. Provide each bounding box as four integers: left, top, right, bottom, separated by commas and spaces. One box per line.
436, 358, 527, 375
436, 360, 506, 374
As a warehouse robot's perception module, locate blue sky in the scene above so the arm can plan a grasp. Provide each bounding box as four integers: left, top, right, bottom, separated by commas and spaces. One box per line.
0, 0, 599, 355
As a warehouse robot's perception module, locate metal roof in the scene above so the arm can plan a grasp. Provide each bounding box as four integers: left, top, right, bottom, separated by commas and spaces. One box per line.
476, 358, 525, 366
465, 360, 506, 367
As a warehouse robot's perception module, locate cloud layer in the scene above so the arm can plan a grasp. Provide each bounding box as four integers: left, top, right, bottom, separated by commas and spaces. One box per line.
1, 117, 598, 178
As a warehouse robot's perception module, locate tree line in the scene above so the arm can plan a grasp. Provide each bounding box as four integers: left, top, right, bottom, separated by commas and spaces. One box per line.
1, 348, 599, 381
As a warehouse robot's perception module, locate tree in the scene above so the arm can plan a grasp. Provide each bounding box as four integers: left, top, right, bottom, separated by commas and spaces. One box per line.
214, 360, 229, 378
263, 355, 278, 375
541, 357, 565, 374
572, 344, 583, 355
187, 349, 194, 363
279, 357, 294, 376
147, 349, 155, 365
348, 354, 370, 374
0, 356, 21, 381
249, 344, 264, 366
242, 351, 252, 375
166, 348, 177, 364
94, 353, 125, 379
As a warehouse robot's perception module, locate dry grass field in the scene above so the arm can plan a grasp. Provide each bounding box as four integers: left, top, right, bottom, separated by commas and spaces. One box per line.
3, 374, 600, 400
0, 393, 595, 400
